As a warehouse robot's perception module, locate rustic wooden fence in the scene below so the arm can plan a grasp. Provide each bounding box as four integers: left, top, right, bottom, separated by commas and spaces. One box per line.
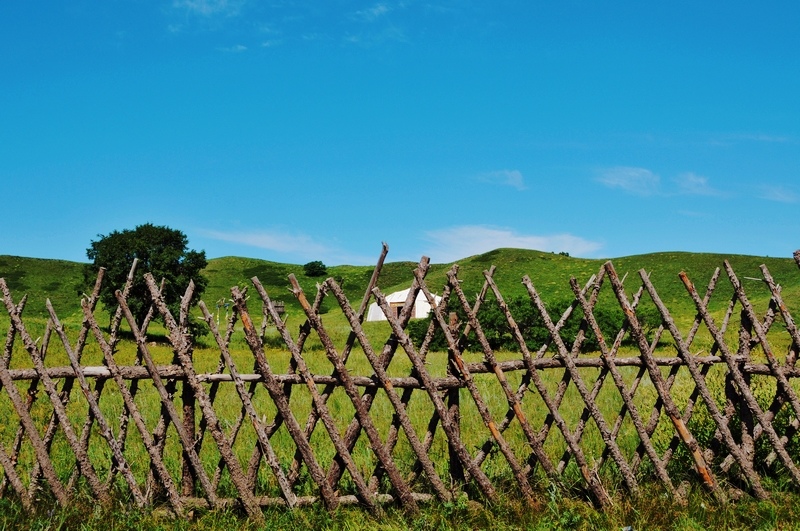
2, 246, 800, 522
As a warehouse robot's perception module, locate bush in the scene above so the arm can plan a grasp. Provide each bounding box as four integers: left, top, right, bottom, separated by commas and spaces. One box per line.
406, 295, 653, 354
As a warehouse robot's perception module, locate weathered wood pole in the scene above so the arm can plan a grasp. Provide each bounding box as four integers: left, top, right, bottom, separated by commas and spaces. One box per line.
447, 311, 464, 484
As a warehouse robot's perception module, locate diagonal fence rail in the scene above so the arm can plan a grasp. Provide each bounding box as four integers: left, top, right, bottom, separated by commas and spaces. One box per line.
1, 247, 800, 520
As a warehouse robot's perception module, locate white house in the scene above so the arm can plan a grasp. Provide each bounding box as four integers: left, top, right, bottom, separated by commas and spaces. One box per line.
365, 288, 442, 322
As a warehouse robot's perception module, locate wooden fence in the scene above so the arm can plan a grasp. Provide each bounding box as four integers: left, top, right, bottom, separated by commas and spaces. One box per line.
2, 246, 800, 522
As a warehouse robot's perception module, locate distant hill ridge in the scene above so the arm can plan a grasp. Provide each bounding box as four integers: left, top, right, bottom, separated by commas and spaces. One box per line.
1, 249, 799, 321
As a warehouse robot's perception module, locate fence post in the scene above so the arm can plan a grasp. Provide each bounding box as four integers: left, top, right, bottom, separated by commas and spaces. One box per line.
182, 374, 196, 496
175, 282, 199, 498
180, 319, 197, 497
447, 311, 464, 483
738, 309, 755, 464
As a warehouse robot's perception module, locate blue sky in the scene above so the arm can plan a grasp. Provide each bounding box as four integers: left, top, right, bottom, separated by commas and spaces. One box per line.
2, 1, 799, 265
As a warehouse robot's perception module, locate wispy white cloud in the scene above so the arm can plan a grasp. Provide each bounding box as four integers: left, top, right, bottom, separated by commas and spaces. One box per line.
738, 133, 791, 143
343, 25, 407, 46
302, 32, 326, 42
708, 133, 797, 148
597, 167, 660, 196
202, 228, 331, 257
354, 3, 392, 21
345, 2, 412, 45
422, 225, 603, 263
730, 133, 792, 144
173, 0, 243, 17
219, 44, 247, 52
477, 169, 526, 190
674, 172, 725, 197
599, 167, 727, 198
759, 185, 799, 204
200, 228, 379, 265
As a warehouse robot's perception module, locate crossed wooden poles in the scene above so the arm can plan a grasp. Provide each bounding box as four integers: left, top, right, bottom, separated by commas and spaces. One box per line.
1, 247, 800, 518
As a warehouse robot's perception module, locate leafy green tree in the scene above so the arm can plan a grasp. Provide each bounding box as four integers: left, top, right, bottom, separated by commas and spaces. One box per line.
303, 260, 328, 277
85, 223, 208, 332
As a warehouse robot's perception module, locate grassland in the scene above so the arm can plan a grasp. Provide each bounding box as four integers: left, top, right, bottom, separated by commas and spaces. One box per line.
1, 249, 800, 529
4, 248, 800, 323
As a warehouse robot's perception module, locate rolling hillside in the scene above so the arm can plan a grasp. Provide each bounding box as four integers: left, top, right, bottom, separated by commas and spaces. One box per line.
1, 249, 799, 323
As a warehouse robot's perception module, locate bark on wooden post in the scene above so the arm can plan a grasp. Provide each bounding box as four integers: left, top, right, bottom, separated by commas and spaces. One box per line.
82, 299, 186, 515
231, 285, 340, 511
605, 263, 719, 496
447, 311, 464, 484
737, 309, 755, 466
181, 366, 196, 496
373, 284, 499, 502
179, 284, 197, 498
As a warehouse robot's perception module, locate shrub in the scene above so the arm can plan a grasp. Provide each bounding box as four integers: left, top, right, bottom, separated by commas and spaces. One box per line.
406, 296, 638, 354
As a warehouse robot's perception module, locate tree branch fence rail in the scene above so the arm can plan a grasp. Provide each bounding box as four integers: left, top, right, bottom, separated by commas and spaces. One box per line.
2, 246, 800, 521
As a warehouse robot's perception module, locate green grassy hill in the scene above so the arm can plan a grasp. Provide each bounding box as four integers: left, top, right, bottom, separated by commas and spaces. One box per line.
0, 255, 86, 319
1, 249, 799, 323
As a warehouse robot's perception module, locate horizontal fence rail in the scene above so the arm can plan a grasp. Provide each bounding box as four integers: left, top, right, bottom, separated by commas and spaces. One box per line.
1, 246, 800, 520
